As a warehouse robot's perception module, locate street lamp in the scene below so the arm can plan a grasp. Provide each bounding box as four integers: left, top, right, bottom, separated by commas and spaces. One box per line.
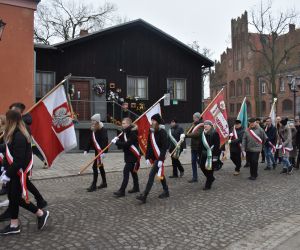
286, 75, 300, 119
0, 19, 6, 41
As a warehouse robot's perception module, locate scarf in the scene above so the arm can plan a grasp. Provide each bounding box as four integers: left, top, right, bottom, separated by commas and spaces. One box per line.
124, 133, 141, 172
202, 130, 213, 170
168, 128, 181, 159
150, 131, 164, 180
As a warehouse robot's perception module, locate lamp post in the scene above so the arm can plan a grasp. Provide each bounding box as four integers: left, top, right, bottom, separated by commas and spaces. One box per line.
0, 19, 6, 41
286, 75, 300, 119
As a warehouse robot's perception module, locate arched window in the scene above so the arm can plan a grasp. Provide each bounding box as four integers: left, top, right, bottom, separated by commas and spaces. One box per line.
229, 81, 235, 97
282, 99, 293, 113
237, 79, 243, 96
246, 101, 252, 117
244, 77, 251, 95
261, 101, 266, 115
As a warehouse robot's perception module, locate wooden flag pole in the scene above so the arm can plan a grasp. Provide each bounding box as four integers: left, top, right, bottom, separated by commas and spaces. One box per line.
78, 95, 167, 175
25, 74, 72, 114
170, 87, 225, 157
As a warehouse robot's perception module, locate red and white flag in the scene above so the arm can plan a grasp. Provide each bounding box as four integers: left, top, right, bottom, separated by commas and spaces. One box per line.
30, 85, 77, 167
202, 89, 229, 146
135, 103, 161, 155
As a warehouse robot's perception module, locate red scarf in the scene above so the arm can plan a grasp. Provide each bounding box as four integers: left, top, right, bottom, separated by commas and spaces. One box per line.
247, 128, 262, 144
124, 133, 141, 172
150, 131, 164, 180
92, 131, 103, 166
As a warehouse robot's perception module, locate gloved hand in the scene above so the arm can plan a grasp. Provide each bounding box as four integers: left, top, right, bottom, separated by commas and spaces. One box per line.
0, 166, 4, 172
83, 151, 88, 156
100, 153, 106, 160
180, 134, 186, 140
111, 137, 119, 144
157, 161, 163, 168
229, 133, 233, 137
228, 140, 232, 144
146, 159, 151, 166
0, 171, 10, 184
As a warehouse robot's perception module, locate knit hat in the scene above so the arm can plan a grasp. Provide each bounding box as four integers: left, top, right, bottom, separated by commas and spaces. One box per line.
203, 120, 213, 126
193, 112, 201, 120
235, 119, 242, 124
151, 113, 163, 124
91, 113, 101, 123
248, 118, 256, 123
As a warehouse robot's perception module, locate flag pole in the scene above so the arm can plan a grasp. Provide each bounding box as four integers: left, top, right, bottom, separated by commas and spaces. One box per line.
170, 87, 225, 156
25, 74, 72, 114
78, 95, 167, 175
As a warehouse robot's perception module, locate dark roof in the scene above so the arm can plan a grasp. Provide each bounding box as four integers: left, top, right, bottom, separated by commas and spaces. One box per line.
34, 44, 57, 50
36, 19, 214, 67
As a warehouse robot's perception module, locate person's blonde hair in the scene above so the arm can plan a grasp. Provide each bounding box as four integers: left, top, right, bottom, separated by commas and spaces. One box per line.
4, 110, 31, 144
0, 115, 6, 133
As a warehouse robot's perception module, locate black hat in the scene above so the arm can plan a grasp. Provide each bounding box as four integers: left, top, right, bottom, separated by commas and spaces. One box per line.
151, 113, 163, 124
171, 118, 178, 123
249, 118, 256, 123
235, 119, 242, 124
255, 117, 261, 122
280, 118, 288, 126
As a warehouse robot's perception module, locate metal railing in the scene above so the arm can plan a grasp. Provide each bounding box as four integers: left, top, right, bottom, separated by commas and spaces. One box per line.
70, 100, 139, 122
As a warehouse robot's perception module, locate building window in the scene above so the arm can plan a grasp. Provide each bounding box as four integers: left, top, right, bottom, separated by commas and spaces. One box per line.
237, 79, 243, 96
127, 76, 148, 99
167, 78, 187, 100
244, 77, 251, 95
261, 81, 266, 94
230, 103, 235, 114
282, 99, 293, 113
279, 77, 285, 92
229, 81, 235, 97
35, 71, 55, 98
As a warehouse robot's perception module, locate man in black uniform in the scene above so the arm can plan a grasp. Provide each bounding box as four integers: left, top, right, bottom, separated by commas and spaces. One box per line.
168, 119, 185, 178
136, 114, 169, 203
84, 114, 108, 192
198, 120, 220, 190
229, 120, 245, 176
111, 118, 140, 197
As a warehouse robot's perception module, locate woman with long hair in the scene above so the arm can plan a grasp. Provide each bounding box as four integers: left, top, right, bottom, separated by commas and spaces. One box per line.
0, 110, 49, 235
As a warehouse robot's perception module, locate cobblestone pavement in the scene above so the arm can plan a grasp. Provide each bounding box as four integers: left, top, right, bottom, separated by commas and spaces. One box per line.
1, 158, 300, 249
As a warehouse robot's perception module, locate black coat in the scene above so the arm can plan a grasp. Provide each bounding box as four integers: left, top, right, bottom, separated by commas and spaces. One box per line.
265, 124, 277, 146
116, 125, 140, 163
198, 128, 220, 157
296, 125, 300, 149
85, 127, 108, 156
229, 126, 244, 153
168, 124, 186, 153
146, 125, 168, 162
0, 129, 32, 179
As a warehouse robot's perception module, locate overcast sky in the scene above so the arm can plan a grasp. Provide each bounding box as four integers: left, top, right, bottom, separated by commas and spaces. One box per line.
87, 0, 300, 62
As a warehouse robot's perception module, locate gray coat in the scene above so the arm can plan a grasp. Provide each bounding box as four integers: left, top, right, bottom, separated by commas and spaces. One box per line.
278, 125, 293, 157
242, 126, 267, 153
290, 127, 298, 158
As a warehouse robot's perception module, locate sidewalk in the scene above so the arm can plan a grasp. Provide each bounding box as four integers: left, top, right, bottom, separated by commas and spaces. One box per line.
30, 148, 192, 180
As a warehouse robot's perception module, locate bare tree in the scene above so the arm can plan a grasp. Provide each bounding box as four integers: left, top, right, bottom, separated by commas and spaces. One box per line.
34, 0, 119, 44
249, 0, 300, 98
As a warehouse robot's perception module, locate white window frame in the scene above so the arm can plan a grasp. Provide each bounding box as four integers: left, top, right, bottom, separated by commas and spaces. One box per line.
167, 78, 187, 101
35, 71, 56, 98
279, 78, 285, 92
261, 82, 266, 94
126, 76, 148, 100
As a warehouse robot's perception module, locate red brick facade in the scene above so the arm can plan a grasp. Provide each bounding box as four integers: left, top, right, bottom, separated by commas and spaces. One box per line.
209, 11, 300, 120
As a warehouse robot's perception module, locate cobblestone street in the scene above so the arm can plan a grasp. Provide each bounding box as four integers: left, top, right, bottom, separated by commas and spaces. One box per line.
1, 155, 300, 249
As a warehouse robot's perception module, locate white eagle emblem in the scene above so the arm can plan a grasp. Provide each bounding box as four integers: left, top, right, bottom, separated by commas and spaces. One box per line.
52, 107, 73, 129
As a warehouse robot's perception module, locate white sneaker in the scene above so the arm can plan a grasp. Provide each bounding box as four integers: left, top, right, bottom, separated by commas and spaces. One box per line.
0, 199, 9, 208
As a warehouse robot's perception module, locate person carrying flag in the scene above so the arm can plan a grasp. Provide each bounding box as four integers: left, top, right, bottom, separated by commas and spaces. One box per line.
136, 114, 169, 204
111, 118, 140, 197
85, 114, 108, 192
242, 118, 267, 180
228, 120, 245, 176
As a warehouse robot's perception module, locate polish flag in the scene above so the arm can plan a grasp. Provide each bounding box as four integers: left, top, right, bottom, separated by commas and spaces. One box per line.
135, 103, 161, 155
29, 85, 77, 167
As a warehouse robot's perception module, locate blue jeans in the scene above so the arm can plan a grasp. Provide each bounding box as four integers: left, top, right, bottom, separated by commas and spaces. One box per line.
191, 150, 198, 180
265, 146, 275, 167
282, 156, 291, 169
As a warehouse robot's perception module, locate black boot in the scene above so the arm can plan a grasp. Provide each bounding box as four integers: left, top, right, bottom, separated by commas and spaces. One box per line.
113, 190, 125, 197
98, 182, 107, 189
273, 163, 277, 170
280, 168, 287, 174
158, 190, 170, 199
87, 184, 97, 192
136, 193, 147, 203
128, 187, 140, 194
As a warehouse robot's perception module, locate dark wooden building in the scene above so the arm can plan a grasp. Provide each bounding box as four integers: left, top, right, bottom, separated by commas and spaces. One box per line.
35, 19, 213, 148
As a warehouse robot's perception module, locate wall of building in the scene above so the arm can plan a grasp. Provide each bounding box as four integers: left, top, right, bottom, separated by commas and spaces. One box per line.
0, 1, 38, 114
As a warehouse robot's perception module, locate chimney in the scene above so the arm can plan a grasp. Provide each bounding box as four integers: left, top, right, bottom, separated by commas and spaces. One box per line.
289, 24, 295, 33
79, 29, 89, 37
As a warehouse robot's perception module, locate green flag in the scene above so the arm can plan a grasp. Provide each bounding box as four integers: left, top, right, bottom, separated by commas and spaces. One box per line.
237, 97, 248, 129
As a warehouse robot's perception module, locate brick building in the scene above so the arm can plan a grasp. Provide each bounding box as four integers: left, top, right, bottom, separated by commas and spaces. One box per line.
210, 11, 300, 121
